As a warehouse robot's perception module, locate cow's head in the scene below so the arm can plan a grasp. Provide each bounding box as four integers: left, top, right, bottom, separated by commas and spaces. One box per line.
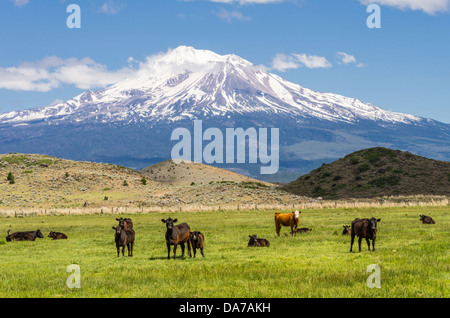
342, 225, 351, 235
162, 218, 177, 230
248, 235, 258, 245
369, 218, 381, 232
419, 215, 425, 221
294, 211, 301, 220
191, 231, 200, 241
48, 231, 55, 238
36, 230, 44, 239
112, 226, 123, 235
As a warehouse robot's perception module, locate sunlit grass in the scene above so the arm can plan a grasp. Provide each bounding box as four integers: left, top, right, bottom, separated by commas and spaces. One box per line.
0, 206, 448, 298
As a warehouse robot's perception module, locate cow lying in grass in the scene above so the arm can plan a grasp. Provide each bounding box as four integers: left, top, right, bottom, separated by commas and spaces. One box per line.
350, 218, 380, 252
248, 235, 270, 247
48, 231, 68, 240
296, 228, 312, 234
6, 230, 44, 242
419, 215, 435, 224
274, 211, 301, 237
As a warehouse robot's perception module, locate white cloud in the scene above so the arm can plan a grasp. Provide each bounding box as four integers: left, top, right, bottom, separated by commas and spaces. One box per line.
270, 53, 332, 71
215, 8, 252, 21
99, 1, 126, 15
293, 53, 332, 69
209, 0, 287, 4
336, 52, 357, 65
11, 0, 29, 7
271, 53, 301, 72
0, 56, 135, 92
358, 0, 449, 14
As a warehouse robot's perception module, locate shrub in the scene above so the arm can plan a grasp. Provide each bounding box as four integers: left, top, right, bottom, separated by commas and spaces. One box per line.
7, 172, 15, 184
65, 172, 70, 178
358, 164, 370, 173
141, 177, 147, 185
350, 157, 359, 165
123, 180, 129, 186
369, 175, 401, 188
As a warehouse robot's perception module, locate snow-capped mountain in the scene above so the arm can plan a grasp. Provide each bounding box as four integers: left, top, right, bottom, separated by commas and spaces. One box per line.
0, 46, 421, 125
0, 46, 448, 181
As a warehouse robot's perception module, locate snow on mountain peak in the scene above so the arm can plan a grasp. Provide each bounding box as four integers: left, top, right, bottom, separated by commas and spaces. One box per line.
0, 46, 423, 126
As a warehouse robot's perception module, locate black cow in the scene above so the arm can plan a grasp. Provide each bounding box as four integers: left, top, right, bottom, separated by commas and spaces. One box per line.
248, 235, 270, 247
350, 218, 380, 252
116, 218, 133, 230
161, 218, 191, 260
6, 230, 44, 242
296, 228, 312, 234
189, 231, 205, 258
112, 225, 135, 257
48, 231, 68, 240
419, 215, 435, 224
342, 225, 352, 235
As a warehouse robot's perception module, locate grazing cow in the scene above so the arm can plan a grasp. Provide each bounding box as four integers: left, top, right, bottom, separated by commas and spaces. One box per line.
161, 218, 191, 260
296, 228, 312, 234
275, 211, 301, 237
6, 230, 44, 242
342, 225, 352, 236
189, 231, 205, 258
116, 218, 134, 230
248, 235, 270, 247
112, 225, 135, 257
419, 215, 435, 224
48, 231, 68, 240
350, 218, 381, 252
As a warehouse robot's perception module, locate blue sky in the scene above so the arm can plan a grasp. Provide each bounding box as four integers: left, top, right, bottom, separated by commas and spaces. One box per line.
0, 0, 449, 123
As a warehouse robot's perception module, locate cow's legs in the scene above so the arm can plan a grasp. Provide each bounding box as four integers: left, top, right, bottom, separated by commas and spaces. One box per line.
358, 237, 363, 252
187, 240, 192, 258
276, 224, 281, 237
181, 243, 185, 258
173, 244, 178, 259
167, 243, 171, 260
366, 238, 371, 251
372, 239, 376, 252
350, 234, 355, 252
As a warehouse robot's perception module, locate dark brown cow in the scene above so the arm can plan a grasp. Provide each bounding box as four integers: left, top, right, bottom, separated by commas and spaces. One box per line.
112, 225, 135, 257
248, 235, 270, 247
6, 230, 44, 242
48, 231, 68, 240
274, 211, 301, 237
116, 218, 133, 230
342, 225, 352, 235
419, 215, 435, 224
162, 218, 191, 260
350, 218, 380, 252
296, 228, 312, 234
189, 231, 205, 258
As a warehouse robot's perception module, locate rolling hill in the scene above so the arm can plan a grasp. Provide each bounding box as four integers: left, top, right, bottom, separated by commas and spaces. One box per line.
282, 147, 450, 199
140, 159, 272, 186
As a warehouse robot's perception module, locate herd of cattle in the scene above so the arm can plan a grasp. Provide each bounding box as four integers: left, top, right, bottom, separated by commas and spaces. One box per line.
4, 212, 437, 258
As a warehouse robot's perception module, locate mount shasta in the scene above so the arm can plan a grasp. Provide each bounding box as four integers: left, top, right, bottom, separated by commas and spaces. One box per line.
0, 46, 448, 181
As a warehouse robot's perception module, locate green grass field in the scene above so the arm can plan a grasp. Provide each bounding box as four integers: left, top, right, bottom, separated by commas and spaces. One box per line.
0, 206, 448, 298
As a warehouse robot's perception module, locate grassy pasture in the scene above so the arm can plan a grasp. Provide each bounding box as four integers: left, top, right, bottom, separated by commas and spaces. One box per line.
0, 206, 448, 298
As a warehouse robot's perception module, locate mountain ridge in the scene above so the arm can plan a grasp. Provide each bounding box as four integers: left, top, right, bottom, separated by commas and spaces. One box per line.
0, 46, 448, 181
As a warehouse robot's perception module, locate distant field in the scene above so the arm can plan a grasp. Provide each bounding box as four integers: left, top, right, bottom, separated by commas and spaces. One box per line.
0, 206, 448, 298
